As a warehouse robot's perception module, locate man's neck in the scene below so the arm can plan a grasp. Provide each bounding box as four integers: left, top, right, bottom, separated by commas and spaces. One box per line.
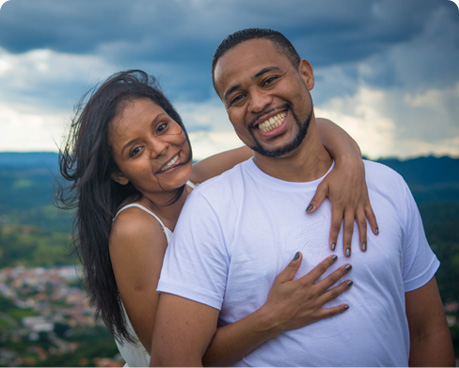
252, 124, 332, 182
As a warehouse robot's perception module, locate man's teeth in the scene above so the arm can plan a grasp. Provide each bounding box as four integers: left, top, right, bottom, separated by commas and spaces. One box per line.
161, 154, 179, 172
257, 111, 286, 133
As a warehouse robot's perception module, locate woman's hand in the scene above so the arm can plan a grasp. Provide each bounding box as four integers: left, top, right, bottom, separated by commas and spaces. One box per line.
201, 252, 352, 367
259, 252, 353, 334
306, 154, 379, 257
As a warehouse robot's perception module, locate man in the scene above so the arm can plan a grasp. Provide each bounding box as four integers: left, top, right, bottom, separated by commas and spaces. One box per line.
151, 28, 454, 366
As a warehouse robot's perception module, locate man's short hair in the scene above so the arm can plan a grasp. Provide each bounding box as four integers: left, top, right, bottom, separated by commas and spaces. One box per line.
211, 28, 301, 91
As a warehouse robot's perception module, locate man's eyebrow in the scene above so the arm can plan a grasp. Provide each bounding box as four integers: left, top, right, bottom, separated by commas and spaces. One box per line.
223, 66, 281, 102
254, 66, 280, 78
223, 84, 241, 102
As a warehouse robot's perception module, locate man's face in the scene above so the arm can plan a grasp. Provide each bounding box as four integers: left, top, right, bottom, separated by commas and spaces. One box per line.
214, 38, 315, 158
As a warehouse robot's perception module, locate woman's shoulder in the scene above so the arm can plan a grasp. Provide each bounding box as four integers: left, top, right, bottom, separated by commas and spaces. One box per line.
110, 204, 167, 251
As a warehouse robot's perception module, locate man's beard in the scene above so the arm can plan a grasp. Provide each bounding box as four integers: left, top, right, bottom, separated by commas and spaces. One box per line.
249, 103, 313, 158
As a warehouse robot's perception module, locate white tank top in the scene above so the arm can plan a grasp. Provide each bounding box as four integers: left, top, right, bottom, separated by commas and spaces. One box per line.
113, 180, 196, 242
113, 202, 172, 243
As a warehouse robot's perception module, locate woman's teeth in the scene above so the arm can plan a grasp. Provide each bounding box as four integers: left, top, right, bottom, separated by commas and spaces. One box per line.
160, 154, 179, 172
257, 111, 286, 133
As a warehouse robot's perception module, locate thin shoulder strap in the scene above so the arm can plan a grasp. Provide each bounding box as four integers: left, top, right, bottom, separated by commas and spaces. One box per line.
113, 203, 167, 232
186, 180, 197, 189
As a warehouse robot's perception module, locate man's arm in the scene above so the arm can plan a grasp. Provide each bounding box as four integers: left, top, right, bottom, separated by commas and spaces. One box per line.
405, 276, 455, 366
150, 293, 219, 366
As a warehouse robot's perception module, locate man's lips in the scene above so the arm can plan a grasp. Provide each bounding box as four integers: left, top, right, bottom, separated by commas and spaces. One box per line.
256, 111, 287, 133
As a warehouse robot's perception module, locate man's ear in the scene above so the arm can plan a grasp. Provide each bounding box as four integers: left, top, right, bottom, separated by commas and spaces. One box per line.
111, 171, 129, 185
298, 59, 315, 90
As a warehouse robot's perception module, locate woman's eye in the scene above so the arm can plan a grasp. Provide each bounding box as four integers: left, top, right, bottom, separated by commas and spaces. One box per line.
156, 122, 168, 134
130, 146, 142, 157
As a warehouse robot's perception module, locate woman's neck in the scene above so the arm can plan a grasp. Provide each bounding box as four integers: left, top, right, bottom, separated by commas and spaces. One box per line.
139, 184, 191, 231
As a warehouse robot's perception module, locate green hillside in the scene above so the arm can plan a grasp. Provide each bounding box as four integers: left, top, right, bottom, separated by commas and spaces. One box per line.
0, 152, 458, 362
0, 152, 458, 269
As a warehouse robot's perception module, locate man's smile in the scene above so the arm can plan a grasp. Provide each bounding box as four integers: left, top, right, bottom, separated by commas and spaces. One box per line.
257, 111, 287, 133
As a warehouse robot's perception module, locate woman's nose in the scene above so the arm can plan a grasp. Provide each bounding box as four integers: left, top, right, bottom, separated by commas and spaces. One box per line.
149, 137, 168, 158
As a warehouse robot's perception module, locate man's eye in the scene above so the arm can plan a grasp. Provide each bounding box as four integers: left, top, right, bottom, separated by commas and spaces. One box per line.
263, 76, 277, 86
230, 94, 244, 106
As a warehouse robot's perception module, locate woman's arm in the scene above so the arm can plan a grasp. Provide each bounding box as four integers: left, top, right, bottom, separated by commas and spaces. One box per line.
311, 118, 379, 257
189, 146, 252, 184
109, 208, 168, 352
202, 252, 353, 366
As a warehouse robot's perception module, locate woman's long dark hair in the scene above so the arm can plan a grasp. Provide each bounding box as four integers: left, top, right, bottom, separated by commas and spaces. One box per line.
56, 70, 191, 342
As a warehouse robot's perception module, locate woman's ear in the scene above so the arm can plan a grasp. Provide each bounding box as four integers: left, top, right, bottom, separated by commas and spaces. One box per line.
111, 171, 129, 185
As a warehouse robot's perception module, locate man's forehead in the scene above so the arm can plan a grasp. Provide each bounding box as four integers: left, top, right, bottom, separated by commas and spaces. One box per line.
219, 38, 277, 61
214, 39, 284, 88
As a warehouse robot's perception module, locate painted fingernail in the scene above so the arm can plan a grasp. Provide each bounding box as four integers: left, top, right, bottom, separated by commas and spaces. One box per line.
344, 305, 350, 310
345, 264, 352, 272
331, 243, 336, 251
347, 280, 353, 287
375, 228, 379, 235
332, 254, 338, 261
306, 204, 314, 212
362, 242, 367, 251
346, 248, 351, 257
293, 251, 300, 260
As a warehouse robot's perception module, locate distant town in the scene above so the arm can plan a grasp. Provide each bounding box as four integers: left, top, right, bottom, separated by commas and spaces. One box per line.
0, 266, 123, 367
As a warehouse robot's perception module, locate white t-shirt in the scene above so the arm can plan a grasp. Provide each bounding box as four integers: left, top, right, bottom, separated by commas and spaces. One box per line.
158, 159, 439, 367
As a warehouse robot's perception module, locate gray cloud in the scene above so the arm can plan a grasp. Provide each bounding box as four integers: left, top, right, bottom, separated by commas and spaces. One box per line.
0, 0, 452, 62
1, 0, 456, 105
0, 0, 457, 157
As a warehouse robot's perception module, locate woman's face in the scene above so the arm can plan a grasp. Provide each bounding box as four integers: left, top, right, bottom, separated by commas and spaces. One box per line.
108, 98, 192, 197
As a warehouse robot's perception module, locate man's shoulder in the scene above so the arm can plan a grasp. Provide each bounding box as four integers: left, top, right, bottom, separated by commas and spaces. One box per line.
363, 159, 411, 201
179, 160, 251, 222
364, 159, 404, 182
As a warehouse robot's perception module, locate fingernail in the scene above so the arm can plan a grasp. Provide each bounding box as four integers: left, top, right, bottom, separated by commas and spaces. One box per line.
375, 228, 379, 235
331, 243, 336, 251
346, 248, 351, 257
332, 254, 338, 261
361, 242, 367, 251
347, 280, 353, 287
293, 251, 300, 260
344, 305, 350, 310
306, 204, 314, 212
345, 264, 352, 272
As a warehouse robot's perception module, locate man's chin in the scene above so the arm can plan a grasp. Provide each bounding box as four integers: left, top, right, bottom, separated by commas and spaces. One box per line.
251, 140, 299, 158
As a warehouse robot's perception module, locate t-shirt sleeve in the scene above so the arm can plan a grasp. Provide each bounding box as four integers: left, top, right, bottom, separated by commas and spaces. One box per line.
398, 176, 440, 292
157, 190, 229, 310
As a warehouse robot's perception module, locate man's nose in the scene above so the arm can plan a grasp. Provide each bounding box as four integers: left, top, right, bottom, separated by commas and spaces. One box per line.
249, 89, 272, 113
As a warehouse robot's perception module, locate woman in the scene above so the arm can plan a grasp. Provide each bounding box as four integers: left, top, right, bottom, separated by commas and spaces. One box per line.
57, 70, 377, 366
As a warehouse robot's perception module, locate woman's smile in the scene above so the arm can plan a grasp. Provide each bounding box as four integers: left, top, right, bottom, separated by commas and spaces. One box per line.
157, 153, 181, 174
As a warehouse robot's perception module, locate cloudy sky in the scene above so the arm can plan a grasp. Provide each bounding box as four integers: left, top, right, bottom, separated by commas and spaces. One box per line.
0, 0, 457, 160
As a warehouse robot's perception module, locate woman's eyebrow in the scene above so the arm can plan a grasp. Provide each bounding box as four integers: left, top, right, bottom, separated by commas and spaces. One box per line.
121, 112, 166, 155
